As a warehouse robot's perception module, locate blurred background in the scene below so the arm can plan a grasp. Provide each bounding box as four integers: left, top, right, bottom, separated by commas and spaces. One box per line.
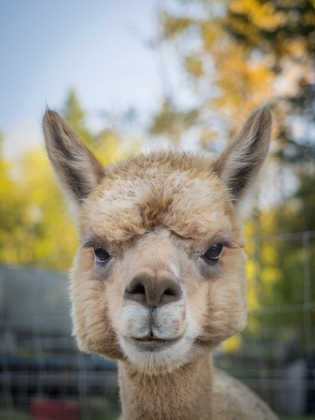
0, 0, 314, 419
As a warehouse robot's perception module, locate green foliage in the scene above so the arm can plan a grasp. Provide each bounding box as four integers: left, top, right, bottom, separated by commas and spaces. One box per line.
0, 135, 31, 265
0, 128, 78, 270
62, 89, 93, 146
156, 0, 315, 150
0, 91, 121, 270
150, 100, 199, 146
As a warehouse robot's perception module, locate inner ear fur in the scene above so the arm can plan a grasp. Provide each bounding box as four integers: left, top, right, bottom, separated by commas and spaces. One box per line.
213, 105, 272, 214
43, 110, 105, 205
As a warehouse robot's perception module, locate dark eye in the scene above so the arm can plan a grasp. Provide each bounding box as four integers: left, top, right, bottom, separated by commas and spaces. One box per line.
203, 244, 223, 263
94, 246, 111, 263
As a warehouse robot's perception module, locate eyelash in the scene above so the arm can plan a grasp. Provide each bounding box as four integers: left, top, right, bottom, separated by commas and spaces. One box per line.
194, 241, 239, 259
83, 242, 112, 263
94, 246, 111, 263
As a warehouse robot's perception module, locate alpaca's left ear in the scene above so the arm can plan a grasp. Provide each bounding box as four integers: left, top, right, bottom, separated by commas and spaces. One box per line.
213, 105, 272, 218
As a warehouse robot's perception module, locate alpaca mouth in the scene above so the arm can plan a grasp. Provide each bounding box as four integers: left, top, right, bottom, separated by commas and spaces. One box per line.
127, 334, 182, 351
134, 336, 175, 343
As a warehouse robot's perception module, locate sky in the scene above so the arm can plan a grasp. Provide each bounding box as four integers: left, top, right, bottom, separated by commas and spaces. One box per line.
0, 0, 187, 159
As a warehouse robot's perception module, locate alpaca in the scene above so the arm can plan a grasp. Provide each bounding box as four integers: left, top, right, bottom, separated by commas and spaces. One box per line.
43, 105, 279, 420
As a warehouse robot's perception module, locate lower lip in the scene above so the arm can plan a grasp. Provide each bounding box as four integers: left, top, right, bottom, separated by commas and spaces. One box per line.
127, 336, 181, 352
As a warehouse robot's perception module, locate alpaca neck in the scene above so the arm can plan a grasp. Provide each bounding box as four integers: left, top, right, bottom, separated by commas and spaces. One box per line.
118, 353, 213, 420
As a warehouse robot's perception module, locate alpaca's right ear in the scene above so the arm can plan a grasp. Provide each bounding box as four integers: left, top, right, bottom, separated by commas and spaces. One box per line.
43, 110, 105, 206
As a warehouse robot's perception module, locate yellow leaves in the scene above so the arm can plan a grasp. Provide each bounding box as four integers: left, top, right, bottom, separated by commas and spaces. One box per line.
304, 10, 315, 26
184, 55, 204, 77
259, 209, 278, 233
158, 0, 315, 151
161, 13, 194, 39
246, 259, 260, 311
243, 208, 286, 315
261, 243, 277, 265
94, 130, 120, 166
201, 21, 220, 50
0, 122, 122, 270
10, 147, 78, 270
285, 37, 309, 59
212, 44, 274, 129
229, 0, 287, 30
261, 267, 282, 287
222, 333, 242, 353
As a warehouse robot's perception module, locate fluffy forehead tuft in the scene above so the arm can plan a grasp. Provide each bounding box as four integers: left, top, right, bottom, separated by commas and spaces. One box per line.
79, 151, 237, 242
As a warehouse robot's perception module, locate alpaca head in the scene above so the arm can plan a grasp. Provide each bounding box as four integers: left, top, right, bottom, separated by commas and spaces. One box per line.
43, 106, 271, 374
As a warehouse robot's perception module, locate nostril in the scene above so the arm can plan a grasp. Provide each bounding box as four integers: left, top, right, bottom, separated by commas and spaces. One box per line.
164, 288, 175, 296
129, 282, 145, 295
160, 281, 182, 305
124, 276, 149, 304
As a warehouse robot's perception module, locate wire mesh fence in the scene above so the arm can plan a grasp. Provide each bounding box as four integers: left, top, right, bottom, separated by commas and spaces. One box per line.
0, 266, 120, 420
215, 231, 315, 416
0, 231, 314, 419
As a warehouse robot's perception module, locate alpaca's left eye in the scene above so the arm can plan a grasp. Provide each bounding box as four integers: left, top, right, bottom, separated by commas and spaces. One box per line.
94, 246, 111, 263
203, 244, 223, 262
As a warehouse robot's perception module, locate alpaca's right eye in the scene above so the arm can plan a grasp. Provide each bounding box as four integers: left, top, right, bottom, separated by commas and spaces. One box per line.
94, 246, 111, 263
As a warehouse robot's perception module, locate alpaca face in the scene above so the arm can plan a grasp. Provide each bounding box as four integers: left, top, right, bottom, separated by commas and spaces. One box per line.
70, 160, 247, 372
43, 106, 271, 373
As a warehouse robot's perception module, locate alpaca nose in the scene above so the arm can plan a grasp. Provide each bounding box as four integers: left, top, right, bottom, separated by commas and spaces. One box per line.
124, 268, 182, 307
